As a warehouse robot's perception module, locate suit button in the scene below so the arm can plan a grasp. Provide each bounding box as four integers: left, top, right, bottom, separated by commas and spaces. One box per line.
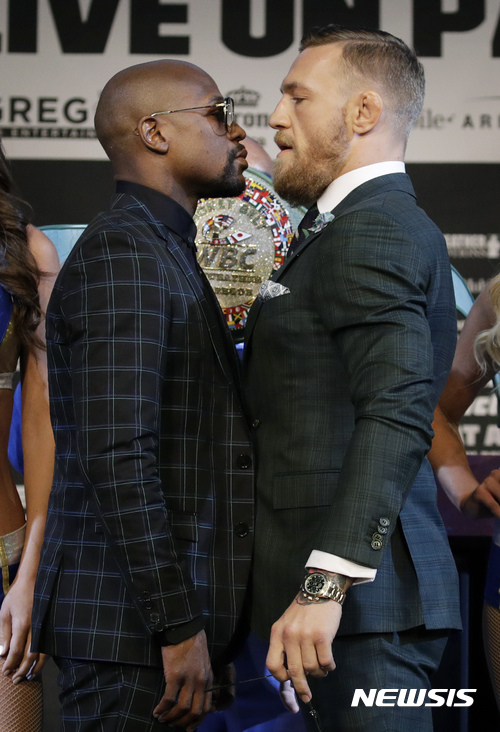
377, 525, 388, 535
236, 454, 252, 469
372, 532, 383, 543
252, 419, 261, 429
371, 539, 383, 550
234, 522, 249, 538
150, 612, 160, 623
379, 517, 390, 527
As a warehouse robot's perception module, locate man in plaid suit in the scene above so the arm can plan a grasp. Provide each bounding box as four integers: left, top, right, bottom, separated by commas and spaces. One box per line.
244, 26, 461, 731
32, 60, 254, 731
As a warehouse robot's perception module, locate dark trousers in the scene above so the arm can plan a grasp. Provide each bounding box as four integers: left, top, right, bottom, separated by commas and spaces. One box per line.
298, 627, 449, 732
55, 657, 167, 731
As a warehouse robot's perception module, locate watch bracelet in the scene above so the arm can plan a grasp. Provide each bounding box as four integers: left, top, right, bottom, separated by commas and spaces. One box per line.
301, 579, 346, 605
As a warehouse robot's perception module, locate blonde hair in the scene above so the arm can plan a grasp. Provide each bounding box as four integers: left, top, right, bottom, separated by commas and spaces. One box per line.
474, 274, 500, 374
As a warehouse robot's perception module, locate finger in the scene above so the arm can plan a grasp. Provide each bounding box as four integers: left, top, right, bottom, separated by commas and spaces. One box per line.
283, 642, 311, 702
468, 485, 500, 519
203, 689, 212, 715
280, 679, 300, 713
176, 686, 208, 728
12, 651, 38, 683
479, 478, 500, 512
158, 682, 208, 728
481, 475, 500, 498
480, 491, 500, 519
153, 678, 180, 720
0, 616, 12, 660
2, 632, 28, 675
266, 634, 289, 682
300, 639, 326, 678
9, 628, 35, 680
315, 637, 336, 674
29, 653, 48, 677
157, 676, 196, 724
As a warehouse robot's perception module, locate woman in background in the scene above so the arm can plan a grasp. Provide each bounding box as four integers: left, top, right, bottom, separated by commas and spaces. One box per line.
429, 274, 500, 709
0, 142, 58, 730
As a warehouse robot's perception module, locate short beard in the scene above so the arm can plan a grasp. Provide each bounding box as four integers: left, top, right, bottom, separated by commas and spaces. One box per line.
273, 118, 349, 207
273, 158, 335, 208
201, 148, 246, 199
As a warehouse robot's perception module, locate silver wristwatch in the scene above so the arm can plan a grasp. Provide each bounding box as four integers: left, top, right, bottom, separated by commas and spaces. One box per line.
301, 571, 346, 605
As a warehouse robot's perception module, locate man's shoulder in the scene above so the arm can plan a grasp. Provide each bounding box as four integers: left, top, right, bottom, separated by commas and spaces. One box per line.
56, 201, 169, 281
81, 196, 154, 238
347, 171, 414, 201
349, 174, 415, 211
71, 197, 174, 260
338, 174, 442, 239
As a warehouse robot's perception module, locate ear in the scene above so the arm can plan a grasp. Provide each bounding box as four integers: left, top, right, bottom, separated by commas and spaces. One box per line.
135, 116, 170, 154
350, 91, 383, 135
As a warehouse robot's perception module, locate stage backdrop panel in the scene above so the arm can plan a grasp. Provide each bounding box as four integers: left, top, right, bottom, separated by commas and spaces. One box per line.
2, 0, 500, 455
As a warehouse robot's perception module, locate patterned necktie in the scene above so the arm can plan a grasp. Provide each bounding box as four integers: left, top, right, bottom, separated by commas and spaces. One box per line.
286, 205, 335, 258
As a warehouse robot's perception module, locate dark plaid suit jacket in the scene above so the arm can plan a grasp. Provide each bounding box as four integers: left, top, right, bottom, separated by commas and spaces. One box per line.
32, 192, 254, 668
244, 173, 461, 639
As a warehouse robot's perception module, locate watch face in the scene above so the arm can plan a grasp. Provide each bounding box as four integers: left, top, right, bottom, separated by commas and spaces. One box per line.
304, 573, 326, 595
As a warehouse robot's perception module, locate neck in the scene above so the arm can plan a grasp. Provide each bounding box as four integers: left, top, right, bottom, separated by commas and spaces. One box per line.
113, 166, 198, 216
339, 134, 405, 178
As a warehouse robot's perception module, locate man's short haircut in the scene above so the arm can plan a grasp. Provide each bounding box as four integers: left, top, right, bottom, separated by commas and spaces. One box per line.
300, 25, 425, 141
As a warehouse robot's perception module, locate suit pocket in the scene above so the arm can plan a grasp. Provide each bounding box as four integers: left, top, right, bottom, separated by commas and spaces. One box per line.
261, 292, 295, 316
169, 510, 198, 543
272, 470, 338, 509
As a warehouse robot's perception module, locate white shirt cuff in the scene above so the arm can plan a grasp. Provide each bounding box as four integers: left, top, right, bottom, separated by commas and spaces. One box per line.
306, 550, 377, 586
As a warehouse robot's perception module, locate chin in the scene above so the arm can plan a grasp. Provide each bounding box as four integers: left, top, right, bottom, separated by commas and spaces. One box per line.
274, 174, 312, 208
202, 176, 246, 200
274, 159, 334, 208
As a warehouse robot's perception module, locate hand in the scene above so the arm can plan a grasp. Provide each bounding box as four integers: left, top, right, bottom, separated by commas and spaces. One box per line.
266, 595, 342, 703
153, 630, 213, 730
0, 578, 47, 683
460, 470, 500, 519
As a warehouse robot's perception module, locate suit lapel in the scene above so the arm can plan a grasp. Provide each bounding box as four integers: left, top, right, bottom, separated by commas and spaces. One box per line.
244, 226, 324, 345
245, 173, 415, 347
111, 193, 236, 385
163, 231, 237, 385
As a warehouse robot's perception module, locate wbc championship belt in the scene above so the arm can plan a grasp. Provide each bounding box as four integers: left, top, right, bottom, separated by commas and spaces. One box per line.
195, 169, 302, 331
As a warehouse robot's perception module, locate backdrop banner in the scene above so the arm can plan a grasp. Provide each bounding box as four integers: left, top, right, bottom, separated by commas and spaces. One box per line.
1, 0, 500, 161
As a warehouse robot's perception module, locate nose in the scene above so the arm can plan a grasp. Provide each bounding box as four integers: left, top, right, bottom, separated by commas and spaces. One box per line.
228, 120, 246, 142
269, 97, 288, 130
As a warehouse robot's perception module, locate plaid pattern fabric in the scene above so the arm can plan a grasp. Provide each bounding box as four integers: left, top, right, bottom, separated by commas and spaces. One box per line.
32, 193, 254, 668
299, 628, 448, 731
244, 174, 461, 639
55, 657, 166, 731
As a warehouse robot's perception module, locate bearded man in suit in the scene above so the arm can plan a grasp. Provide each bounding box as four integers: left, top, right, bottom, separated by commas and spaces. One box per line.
244, 25, 461, 731
31, 60, 254, 731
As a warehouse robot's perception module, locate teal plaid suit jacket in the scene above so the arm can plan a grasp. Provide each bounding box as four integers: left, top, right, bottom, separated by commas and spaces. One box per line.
32, 192, 254, 668
244, 173, 461, 638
